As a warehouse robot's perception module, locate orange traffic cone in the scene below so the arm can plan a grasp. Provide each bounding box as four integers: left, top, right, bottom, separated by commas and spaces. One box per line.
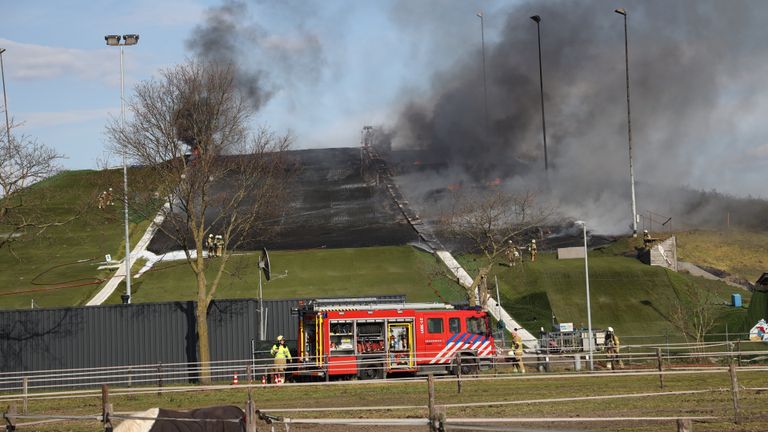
232, 372, 239, 385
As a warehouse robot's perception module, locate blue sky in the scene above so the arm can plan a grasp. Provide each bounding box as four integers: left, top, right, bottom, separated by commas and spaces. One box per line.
1, 0, 504, 170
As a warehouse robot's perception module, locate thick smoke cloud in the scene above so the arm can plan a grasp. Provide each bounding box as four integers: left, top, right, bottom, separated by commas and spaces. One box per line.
389, 0, 768, 234
187, 0, 327, 112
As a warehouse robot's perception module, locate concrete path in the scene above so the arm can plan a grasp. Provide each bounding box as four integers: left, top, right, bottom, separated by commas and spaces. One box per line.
435, 250, 539, 350
86, 203, 170, 306
678, 261, 749, 291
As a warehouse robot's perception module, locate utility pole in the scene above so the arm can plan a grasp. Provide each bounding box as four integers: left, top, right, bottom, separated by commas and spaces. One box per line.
530, 15, 548, 171
615, 8, 638, 238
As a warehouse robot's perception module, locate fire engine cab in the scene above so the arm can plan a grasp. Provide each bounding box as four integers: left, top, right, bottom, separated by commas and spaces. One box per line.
292, 297, 496, 379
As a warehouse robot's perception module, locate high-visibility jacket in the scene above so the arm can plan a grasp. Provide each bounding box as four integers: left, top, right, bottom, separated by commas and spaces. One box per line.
271, 344, 292, 359
512, 334, 523, 356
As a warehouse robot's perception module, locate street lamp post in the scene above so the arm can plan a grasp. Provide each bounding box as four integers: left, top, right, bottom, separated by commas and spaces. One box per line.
0, 48, 11, 146
614, 8, 638, 238
105, 34, 140, 304
575, 220, 594, 371
476, 12, 490, 137
530, 15, 548, 172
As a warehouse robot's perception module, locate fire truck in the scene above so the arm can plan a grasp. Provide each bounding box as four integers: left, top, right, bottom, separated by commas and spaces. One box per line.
292, 297, 496, 379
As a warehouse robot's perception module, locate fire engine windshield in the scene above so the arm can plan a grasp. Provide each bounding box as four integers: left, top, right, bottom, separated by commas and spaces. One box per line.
466, 317, 487, 335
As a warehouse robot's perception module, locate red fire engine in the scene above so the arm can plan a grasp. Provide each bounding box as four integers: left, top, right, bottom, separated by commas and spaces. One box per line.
293, 297, 496, 379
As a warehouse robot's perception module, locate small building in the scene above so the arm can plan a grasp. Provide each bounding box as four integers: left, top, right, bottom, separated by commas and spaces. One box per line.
557, 247, 585, 260
638, 236, 678, 271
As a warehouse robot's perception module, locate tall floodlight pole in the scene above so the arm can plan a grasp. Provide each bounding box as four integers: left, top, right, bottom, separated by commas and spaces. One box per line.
0, 48, 11, 146
105, 34, 140, 304
530, 16, 548, 171
615, 8, 637, 238
575, 220, 593, 371
477, 12, 490, 137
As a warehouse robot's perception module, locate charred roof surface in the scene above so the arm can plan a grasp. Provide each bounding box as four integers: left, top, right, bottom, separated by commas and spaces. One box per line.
147, 148, 417, 253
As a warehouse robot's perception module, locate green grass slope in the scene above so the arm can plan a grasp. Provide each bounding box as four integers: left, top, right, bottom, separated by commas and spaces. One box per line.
675, 229, 768, 283
112, 245, 465, 305
0, 169, 760, 346
0, 169, 150, 310
458, 249, 751, 339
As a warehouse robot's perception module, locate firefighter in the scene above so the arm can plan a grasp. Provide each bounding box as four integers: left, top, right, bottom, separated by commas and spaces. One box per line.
206, 234, 215, 257
215, 235, 223, 257
98, 191, 106, 209
643, 230, 653, 248
270, 335, 292, 384
508, 329, 525, 373
604, 327, 621, 370
529, 239, 537, 262
106, 188, 114, 206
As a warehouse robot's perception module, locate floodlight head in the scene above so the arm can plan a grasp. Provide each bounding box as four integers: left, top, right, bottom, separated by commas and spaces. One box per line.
530, 15, 541, 23
122, 34, 140, 45
476, 11, 483, 18
105, 35, 121, 46
615, 8, 627, 16
0, 48, 6, 55
574, 220, 586, 226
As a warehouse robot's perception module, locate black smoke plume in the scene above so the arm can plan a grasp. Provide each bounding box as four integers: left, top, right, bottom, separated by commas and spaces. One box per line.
389, 0, 768, 233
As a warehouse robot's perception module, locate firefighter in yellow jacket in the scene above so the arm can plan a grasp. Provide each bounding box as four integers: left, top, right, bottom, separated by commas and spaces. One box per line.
271, 335, 292, 383
508, 329, 525, 373
604, 327, 622, 370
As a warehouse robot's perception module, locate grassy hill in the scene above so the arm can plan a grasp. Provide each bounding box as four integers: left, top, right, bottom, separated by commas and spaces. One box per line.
674, 229, 768, 284
457, 245, 752, 339
1, 169, 762, 342
0, 170, 151, 310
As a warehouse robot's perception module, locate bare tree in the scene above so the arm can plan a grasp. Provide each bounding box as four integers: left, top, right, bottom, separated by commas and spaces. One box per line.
669, 284, 718, 350
441, 188, 550, 306
107, 60, 292, 383
0, 125, 66, 251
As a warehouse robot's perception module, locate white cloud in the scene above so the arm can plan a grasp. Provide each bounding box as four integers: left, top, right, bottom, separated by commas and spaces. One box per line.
0, 39, 119, 85
121, 1, 205, 27
17, 107, 115, 128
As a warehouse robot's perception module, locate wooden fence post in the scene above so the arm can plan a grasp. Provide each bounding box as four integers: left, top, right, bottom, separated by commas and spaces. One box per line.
456, 355, 462, 394
427, 374, 437, 432
729, 362, 741, 424
676, 418, 692, 432
102, 384, 113, 431
656, 348, 664, 389
245, 398, 257, 432
22, 377, 28, 415
157, 363, 164, 396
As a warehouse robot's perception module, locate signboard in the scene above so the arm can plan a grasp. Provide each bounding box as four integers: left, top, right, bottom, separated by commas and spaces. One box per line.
559, 323, 574, 332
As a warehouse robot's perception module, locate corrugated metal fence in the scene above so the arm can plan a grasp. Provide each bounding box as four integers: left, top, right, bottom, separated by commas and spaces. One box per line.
0, 298, 299, 375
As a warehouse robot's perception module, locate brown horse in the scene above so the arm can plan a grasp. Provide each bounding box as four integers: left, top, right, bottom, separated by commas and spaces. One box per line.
114, 405, 245, 432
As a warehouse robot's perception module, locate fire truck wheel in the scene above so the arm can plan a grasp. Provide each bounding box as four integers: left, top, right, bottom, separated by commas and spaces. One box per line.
453, 356, 477, 375
358, 364, 383, 380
